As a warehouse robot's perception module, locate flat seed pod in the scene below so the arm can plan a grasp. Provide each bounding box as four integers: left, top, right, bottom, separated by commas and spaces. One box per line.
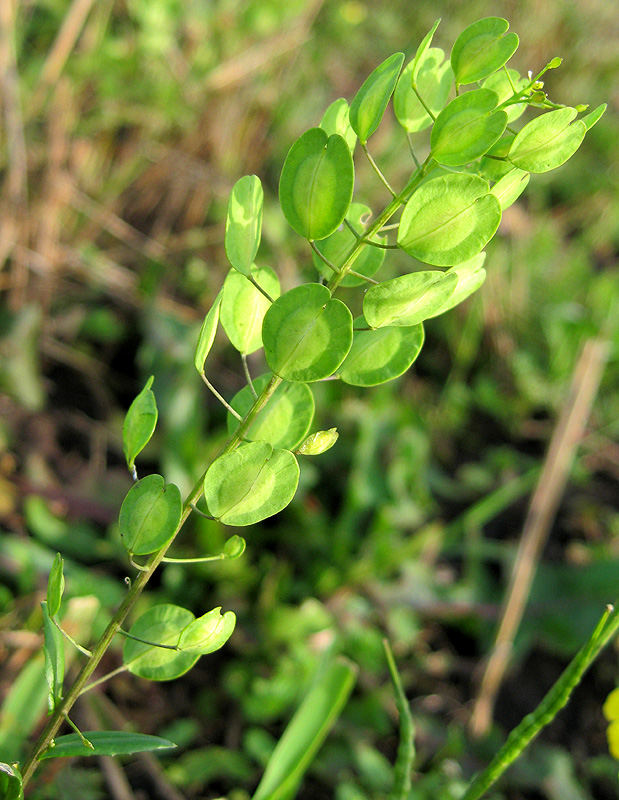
451, 17, 519, 86
204, 441, 299, 527
279, 128, 354, 241
220, 266, 280, 355
320, 98, 357, 153
262, 284, 353, 382
394, 49, 452, 134
397, 173, 501, 266
508, 107, 586, 173
177, 607, 236, 654
364, 272, 457, 328
123, 376, 158, 472
123, 604, 198, 681
339, 321, 425, 386
119, 474, 182, 556
411, 18, 441, 83
227, 373, 314, 450
225, 175, 263, 276
491, 167, 530, 210
312, 203, 385, 287
431, 89, 507, 166
194, 290, 222, 373
482, 68, 527, 122
349, 52, 405, 144
426, 254, 487, 318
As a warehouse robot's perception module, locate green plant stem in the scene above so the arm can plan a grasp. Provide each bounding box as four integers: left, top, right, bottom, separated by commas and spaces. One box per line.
200, 373, 243, 421
412, 83, 437, 120
53, 618, 93, 657
460, 602, 619, 800
362, 143, 397, 197
384, 640, 415, 800
116, 629, 180, 651
20, 374, 282, 787
242, 353, 257, 397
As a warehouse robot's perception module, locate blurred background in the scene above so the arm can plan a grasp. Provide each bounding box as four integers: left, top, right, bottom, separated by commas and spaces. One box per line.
1, 0, 618, 798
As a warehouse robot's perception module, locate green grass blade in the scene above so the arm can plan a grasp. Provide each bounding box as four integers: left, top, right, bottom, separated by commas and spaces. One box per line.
383, 640, 415, 800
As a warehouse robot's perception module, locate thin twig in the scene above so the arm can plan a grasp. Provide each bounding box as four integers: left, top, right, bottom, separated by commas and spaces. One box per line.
200, 373, 243, 420
362, 143, 397, 198
242, 354, 258, 397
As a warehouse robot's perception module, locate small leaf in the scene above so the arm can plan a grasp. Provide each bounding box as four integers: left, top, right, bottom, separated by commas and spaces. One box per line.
397, 173, 501, 266
451, 17, 519, 86
204, 442, 299, 527
41, 601, 64, 712
40, 731, 176, 759
262, 284, 353, 383
431, 89, 507, 166
252, 658, 358, 800
581, 103, 606, 131
225, 175, 263, 276
220, 266, 280, 355
279, 128, 354, 241
0, 762, 23, 800
394, 49, 452, 134
123, 376, 158, 472
177, 608, 236, 654
296, 428, 339, 456
349, 52, 405, 144
194, 291, 222, 373
364, 272, 457, 328
227, 373, 315, 450
508, 107, 586, 173
490, 167, 530, 210
223, 535, 246, 560
427, 254, 487, 318
46, 553, 65, 617
339, 321, 425, 386
320, 98, 357, 153
119, 474, 182, 556
312, 203, 386, 287
124, 605, 198, 681
411, 18, 441, 83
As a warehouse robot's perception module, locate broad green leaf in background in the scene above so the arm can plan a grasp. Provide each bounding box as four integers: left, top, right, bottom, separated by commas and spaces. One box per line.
46, 553, 65, 617
411, 18, 441, 83
312, 203, 386, 287
252, 658, 358, 800
349, 52, 404, 144
0, 762, 23, 800
194, 290, 222, 373
296, 428, 339, 456
220, 266, 280, 355
262, 284, 353, 383
119, 474, 182, 556
451, 17, 519, 86
426, 254, 487, 318
363, 272, 457, 329
508, 108, 587, 173
483, 68, 527, 122
40, 731, 176, 759
431, 89, 507, 166
124, 605, 199, 681
279, 128, 354, 241
227, 373, 315, 450
225, 175, 263, 276
177, 608, 236, 654
123, 376, 158, 473
320, 98, 357, 153
581, 103, 607, 131
394, 49, 452, 134
339, 321, 425, 387
490, 167, 530, 210
204, 442, 299, 527
397, 173, 501, 266
41, 601, 64, 712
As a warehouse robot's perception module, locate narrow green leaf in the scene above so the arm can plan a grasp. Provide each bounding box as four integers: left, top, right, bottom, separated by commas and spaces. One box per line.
46, 553, 65, 617
349, 52, 405, 144
124, 605, 198, 681
411, 19, 441, 83
177, 608, 236, 654
119, 474, 182, 556
339, 321, 425, 386
320, 98, 357, 153
451, 17, 519, 86
397, 173, 501, 266
41, 601, 64, 712
508, 107, 586, 173
227, 373, 315, 451
262, 284, 353, 383
204, 441, 299, 527
123, 376, 158, 472
296, 428, 339, 456
581, 103, 606, 131
364, 272, 457, 328
490, 167, 530, 210
40, 731, 176, 759
194, 290, 222, 373
220, 266, 280, 355
394, 49, 452, 134
252, 658, 357, 800
431, 89, 507, 166
225, 175, 263, 276
279, 128, 354, 241
0, 763, 23, 800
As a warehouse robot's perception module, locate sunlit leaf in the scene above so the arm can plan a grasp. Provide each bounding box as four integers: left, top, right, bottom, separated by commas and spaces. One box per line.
482, 68, 527, 122
364, 272, 457, 328
581, 103, 606, 131
427, 254, 487, 318
194, 290, 222, 373
296, 428, 339, 456
490, 167, 529, 210
508, 107, 587, 173
40, 731, 176, 759
46, 553, 65, 618
220, 266, 280, 355
339, 321, 425, 386
349, 52, 404, 144
320, 98, 357, 153
124, 605, 199, 681
119, 474, 182, 556
42, 601, 64, 712
123, 376, 158, 472
394, 49, 452, 134
225, 175, 263, 276
451, 17, 519, 85
411, 18, 441, 83
177, 608, 236, 654
0, 762, 23, 800
431, 89, 507, 166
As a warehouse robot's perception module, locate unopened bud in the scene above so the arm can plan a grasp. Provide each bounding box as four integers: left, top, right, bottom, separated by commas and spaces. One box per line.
224, 535, 246, 560
297, 428, 339, 456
